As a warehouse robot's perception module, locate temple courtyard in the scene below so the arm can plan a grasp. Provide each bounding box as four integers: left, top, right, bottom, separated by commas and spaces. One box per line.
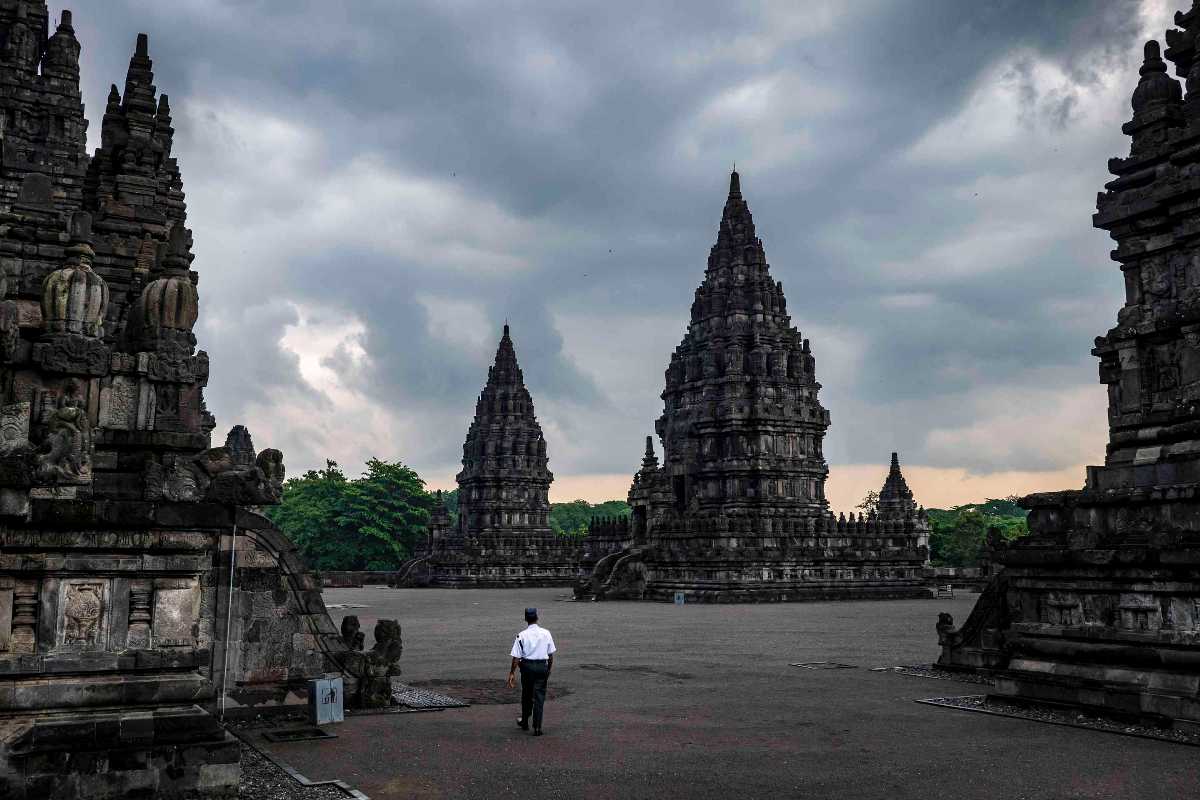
254, 588, 1199, 799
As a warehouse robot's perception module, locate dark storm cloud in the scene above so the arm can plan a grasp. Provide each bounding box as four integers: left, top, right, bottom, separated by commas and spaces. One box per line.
65, 0, 1161, 479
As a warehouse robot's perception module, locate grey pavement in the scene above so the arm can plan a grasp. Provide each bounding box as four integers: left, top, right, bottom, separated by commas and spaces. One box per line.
259, 587, 1200, 799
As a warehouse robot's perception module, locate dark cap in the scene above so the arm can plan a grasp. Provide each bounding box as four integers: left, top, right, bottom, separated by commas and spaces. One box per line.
524, 607, 538, 621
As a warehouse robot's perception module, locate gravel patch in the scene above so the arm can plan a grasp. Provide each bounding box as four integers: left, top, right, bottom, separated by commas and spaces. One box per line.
410, 678, 573, 705
391, 683, 470, 709
917, 695, 1200, 747
870, 664, 996, 686
239, 743, 353, 799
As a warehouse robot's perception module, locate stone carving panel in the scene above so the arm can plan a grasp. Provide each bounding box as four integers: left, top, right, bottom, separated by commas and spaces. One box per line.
0, 401, 30, 456
152, 582, 199, 647
98, 375, 136, 430
57, 579, 107, 651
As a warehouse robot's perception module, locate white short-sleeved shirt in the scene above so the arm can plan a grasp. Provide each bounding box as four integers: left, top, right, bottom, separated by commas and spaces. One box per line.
511, 623, 556, 660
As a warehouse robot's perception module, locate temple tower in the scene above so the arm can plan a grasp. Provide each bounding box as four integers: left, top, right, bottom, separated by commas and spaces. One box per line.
0, 3, 88, 213
429, 325, 576, 586
580, 173, 930, 602
0, 9, 352, 797
651, 170, 831, 524
875, 452, 930, 558
939, 7, 1200, 726
456, 324, 553, 544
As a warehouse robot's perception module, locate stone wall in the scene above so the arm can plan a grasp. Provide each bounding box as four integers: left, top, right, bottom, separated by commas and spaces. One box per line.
217, 512, 353, 719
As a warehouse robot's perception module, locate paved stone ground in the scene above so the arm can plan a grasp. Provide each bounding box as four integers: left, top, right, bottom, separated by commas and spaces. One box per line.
258, 587, 1200, 799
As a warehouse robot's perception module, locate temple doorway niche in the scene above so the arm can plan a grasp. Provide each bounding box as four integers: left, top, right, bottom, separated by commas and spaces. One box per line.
672, 475, 687, 512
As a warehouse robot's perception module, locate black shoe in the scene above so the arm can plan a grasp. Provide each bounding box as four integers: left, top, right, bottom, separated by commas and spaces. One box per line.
533, 729, 543, 736
517, 717, 529, 731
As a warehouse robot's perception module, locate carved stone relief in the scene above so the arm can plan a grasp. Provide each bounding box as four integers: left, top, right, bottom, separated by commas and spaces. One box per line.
58, 579, 107, 650
98, 375, 136, 430
0, 401, 30, 456
151, 583, 198, 647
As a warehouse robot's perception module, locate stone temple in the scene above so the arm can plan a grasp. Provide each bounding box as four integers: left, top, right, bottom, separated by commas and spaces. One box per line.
417, 325, 577, 587
939, 9, 1200, 727
0, 7, 353, 797
577, 173, 930, 602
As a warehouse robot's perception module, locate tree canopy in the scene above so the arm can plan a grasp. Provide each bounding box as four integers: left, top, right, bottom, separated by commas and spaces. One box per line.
265, 459, 434, 571
854, 492, 1029, 567
925, 497, 1028, 567
549, 499, 631, 537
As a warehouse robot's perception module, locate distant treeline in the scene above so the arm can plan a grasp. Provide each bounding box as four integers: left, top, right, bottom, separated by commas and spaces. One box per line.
434, 489, 629, 538
266, 458, 631, 571
267, 458, 1027, 572
858, 492, 1029, 567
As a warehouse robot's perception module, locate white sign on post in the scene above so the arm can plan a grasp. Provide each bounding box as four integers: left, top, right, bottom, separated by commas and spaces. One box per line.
310, 677, 345, 725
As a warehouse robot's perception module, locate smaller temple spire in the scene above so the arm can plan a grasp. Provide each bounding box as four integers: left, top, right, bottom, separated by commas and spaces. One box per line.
1122, 40, 1183, 155
640, 435, 659, 472
122, 33, 158, 117
728, 169, 741, 199
43, 8, 82, 81
1132, 40, 1182, 113
877, 451, 919, 520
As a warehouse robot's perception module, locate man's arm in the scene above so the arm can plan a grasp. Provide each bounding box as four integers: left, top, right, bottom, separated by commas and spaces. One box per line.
547, 653, 553, 673
506, 656, 520, 689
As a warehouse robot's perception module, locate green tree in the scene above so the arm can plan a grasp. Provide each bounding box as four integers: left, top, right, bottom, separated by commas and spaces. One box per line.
549, 499, 594, 537
926, 498, 1030, 567
338, 458, 433, 568
549, 499, 632, 537
945, 507, 988, 567
265, 460, 357, 571
857, 490, 879, 514
266, 458, 435, 571
438, 487, 460, 522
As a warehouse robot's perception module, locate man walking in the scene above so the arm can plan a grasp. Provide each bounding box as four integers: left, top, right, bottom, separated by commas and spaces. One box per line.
506, 607, 555, 736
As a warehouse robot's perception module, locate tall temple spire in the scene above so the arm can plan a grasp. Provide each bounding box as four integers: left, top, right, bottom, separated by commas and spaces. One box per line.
651, 170, 830, 517
583, 170, 930, 601
435, 324, 573, 586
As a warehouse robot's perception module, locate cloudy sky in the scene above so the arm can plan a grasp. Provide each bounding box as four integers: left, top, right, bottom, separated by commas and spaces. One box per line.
69, 0, 1174, 509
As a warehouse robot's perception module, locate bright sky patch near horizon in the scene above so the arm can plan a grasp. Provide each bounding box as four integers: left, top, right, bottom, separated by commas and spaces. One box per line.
71, 0, 1174, 510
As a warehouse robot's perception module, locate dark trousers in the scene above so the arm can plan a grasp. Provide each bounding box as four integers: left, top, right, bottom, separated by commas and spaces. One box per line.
519, 660, 550, 729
